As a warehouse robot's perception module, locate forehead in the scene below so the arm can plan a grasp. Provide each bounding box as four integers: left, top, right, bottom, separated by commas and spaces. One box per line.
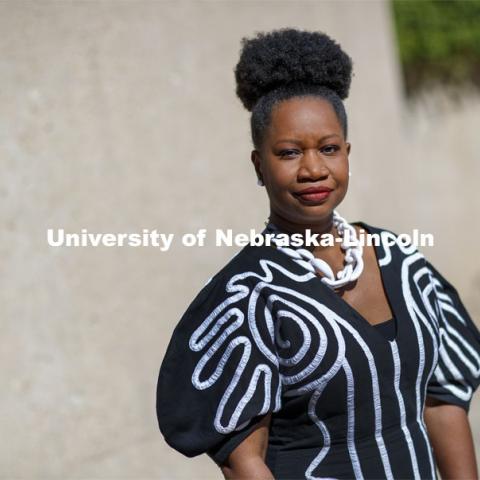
267, 96, 341, 138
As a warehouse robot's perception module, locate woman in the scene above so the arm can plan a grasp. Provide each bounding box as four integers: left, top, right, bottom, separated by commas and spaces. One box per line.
156, 28, 480, 479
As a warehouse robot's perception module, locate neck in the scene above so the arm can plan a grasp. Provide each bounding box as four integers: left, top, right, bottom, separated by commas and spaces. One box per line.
267, 211, 337, 241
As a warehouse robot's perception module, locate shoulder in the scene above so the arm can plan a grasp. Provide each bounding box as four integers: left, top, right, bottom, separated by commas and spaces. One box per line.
353, 220, 434, 249
184, 240, 314, 325
352, 220, 403, 239
202, 244, 274, 287
184, 244, 279, 312
352, 219, 427, 267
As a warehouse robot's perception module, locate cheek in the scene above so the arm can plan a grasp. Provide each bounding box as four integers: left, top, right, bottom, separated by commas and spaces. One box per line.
266, 163, 295, 189
330, 158, 349, 180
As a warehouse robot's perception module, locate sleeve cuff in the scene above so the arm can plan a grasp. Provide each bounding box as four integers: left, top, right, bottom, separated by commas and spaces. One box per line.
206, 418, 265, 466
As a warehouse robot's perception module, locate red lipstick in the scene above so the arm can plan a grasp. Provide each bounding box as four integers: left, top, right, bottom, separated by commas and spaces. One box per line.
294, 186, 333, 203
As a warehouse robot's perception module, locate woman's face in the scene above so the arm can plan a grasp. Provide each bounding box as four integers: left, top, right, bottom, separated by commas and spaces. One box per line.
252, 96, 351, 230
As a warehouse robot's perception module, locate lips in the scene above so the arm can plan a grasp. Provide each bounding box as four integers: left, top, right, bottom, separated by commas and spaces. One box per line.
294, 186, 333, 203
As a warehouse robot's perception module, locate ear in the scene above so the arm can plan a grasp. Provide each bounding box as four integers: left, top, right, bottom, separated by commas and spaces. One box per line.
346, 142, 351, 155
251, 150, 263, 182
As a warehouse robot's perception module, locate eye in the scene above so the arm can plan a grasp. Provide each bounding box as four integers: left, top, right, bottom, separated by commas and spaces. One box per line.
279, 149, 301, 159
321, 145, 340, 155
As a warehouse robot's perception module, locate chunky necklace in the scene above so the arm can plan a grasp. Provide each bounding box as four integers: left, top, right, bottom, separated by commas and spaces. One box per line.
265, 210, 364, 290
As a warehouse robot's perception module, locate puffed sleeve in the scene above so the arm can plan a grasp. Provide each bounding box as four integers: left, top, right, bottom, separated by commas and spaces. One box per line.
156, 270, 283, 466
426, 261, 480, 413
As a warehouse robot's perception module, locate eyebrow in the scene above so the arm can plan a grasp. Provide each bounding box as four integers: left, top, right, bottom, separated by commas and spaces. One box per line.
273, 134, 341, 146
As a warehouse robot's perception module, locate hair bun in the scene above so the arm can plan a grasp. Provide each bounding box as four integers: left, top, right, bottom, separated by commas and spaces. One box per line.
234, 28, 353, 111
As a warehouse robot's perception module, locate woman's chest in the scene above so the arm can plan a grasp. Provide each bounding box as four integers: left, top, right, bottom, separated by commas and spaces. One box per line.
320, 239, 394, 327
269, 265, 442, 399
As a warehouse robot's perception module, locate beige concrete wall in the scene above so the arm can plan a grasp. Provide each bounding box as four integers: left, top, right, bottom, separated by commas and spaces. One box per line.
1, 0, 478, 478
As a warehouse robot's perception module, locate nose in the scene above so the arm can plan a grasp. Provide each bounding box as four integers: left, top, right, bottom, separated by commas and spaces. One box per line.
297, 148, 329, 181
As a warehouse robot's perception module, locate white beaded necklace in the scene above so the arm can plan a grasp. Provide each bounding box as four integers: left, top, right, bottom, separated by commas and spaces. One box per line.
265, 210, 364, 290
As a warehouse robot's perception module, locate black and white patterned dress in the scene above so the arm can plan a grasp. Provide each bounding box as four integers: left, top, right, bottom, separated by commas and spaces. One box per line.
156, 221, 480, 479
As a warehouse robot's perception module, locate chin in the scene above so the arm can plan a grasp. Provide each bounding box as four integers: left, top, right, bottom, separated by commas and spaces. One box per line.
292, 193, 345, 217
301, 201, 338, 215
287, 206, 336, 225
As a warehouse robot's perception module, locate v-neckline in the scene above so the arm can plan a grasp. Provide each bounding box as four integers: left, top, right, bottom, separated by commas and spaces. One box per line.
314, 221, 400, 345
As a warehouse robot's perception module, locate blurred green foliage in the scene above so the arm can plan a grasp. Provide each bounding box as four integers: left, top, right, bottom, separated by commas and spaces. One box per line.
391, 0, 480, 96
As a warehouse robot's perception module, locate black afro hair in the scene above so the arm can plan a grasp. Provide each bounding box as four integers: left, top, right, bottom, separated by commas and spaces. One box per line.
235, 27, 353, 112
